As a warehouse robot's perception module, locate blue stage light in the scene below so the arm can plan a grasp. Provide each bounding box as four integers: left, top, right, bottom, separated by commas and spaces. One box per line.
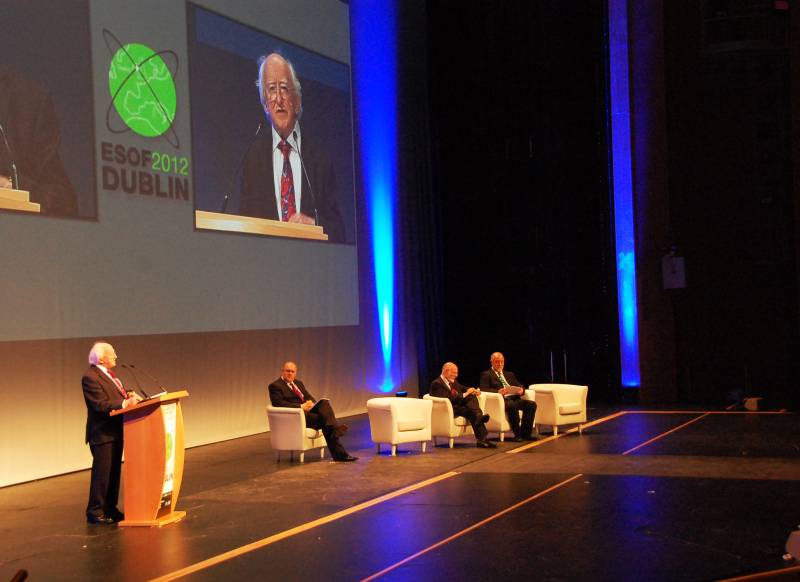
351, 2, 397, 393
608, 0, 641, 387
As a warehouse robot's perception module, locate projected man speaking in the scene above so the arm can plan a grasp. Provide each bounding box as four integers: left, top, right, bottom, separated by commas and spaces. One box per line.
239, 53, 345, 242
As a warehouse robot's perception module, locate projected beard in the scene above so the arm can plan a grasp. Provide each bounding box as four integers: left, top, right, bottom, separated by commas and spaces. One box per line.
238, 54, 345, 242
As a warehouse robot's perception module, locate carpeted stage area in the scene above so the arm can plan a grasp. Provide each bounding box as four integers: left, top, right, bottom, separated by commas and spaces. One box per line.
1, 406, 799, 581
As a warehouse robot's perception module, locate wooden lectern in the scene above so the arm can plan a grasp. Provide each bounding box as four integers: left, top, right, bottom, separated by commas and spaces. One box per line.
0, 187, 40, 213
110, 390, 189, 527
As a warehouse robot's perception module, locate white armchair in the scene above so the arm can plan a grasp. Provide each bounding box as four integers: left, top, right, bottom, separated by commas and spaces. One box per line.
529, 383, 588, 435
267, 406, 327, 463
423, 393, 487, 447
367, 397, 432, 456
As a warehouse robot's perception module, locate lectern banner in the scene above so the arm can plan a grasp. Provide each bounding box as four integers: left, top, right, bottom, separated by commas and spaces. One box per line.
159, 402, 177, 514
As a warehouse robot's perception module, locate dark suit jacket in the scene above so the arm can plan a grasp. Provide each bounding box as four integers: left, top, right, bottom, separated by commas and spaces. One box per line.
239, 130, 345, 243
82, 365, 125, 446
479, 369, 524, 392
268, 377, 316, 408
429, 376, 473, 406
0, 66, 77, 217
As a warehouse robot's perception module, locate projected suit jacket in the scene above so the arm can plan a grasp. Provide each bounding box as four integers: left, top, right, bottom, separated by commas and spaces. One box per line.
81, 365, 125, 446
268, 377, 316, 408
239, 130, 345, 243
0, 66, 78, 217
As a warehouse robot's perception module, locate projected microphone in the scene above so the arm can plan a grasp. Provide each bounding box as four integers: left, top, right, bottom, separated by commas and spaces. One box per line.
0, 122, 19, 189
120, 363, 151, 399
293, 130, 319, 226
220, 121, 263, 214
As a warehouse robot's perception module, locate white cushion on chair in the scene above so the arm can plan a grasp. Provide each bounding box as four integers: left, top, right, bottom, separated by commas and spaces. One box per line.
559, 403, 583, 415
397, 416, 427, 431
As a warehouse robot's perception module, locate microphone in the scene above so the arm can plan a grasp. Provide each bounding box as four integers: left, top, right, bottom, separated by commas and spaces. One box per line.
0, 122, 19, 189
220, 121, 263, 214
293, 130, 319, 226
128, 363, 167, 396
120, 364, 151, 399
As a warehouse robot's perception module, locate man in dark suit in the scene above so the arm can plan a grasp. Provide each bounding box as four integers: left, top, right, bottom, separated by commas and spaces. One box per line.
429, 362, 496, 448
239, 53, 345, 242
0, 66, 78, 217
479, 352, 537, 441
82, 342, 142, 524
268, 361, 357, 462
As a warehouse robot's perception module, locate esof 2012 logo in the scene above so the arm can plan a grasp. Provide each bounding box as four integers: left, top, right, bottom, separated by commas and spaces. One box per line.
101, 30, 190, 201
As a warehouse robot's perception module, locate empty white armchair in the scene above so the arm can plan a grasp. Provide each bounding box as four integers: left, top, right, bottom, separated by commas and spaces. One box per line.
423, 393, 486, 447
482, 392, 512, 441
529, 384, 588, 435
267, 406, 327, 463
367, 397, 432, 456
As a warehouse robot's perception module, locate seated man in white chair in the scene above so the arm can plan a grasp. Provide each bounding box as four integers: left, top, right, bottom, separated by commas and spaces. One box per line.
268, 361, 357, 462
429, 362, 496, 448
479, 352, 537, 442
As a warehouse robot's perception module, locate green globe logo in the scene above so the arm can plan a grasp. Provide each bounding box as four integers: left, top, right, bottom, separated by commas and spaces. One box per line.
108, 43, 177, 139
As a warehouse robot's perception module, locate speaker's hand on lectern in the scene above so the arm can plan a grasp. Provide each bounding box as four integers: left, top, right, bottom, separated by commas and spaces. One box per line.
0, 175, 11, 189
122, 393, 143, 408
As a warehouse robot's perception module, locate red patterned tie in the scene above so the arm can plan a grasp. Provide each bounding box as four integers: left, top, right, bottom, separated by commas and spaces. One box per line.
289, 381, 304, 402
278, 141, 296, 221
108, 369, 126, 397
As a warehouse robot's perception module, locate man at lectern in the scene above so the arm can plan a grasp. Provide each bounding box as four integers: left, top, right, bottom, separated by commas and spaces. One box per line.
268, 361, 357, 462
81, 342, 142, 524
239, 52, 345, 242
0, 66, 78, 216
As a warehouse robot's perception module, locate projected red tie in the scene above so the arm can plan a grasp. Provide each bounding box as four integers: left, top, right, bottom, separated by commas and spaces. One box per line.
278, 141, 296, 221
289, 381, 304, 402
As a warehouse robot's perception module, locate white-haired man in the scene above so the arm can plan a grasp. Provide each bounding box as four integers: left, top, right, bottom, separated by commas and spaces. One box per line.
429, 362, 496, 448
82, 342, 142, 524
239, 52, 345, 242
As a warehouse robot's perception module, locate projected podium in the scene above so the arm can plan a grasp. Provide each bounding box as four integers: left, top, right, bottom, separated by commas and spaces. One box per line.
110, 390, 189, 527
0, 187, 40, 213
195, 210, 328, 241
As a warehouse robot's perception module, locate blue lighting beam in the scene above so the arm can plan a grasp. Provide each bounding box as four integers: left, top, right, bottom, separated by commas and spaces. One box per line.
351, 2, 398, 392
608, 0, 640, 387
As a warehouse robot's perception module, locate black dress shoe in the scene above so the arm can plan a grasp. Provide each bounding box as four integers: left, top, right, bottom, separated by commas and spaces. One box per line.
513, 436, 524, 442
107, 509, 125, 522
334, 454, 358, 462
522, 434, 538, 441
332, 424, 349, 438
476, 440, 497, 449
480, 414, 490, 424
87, 514, 115, 525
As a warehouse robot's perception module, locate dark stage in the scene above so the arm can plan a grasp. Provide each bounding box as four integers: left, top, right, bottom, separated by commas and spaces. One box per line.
1, 406, 799, 581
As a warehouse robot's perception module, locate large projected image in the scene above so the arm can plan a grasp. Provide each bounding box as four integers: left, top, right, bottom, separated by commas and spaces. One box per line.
0, 0, 359, 344
189, 5, 356, 244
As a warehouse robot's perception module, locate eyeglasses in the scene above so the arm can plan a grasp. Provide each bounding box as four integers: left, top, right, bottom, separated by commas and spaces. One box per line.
266, 83, 293, 101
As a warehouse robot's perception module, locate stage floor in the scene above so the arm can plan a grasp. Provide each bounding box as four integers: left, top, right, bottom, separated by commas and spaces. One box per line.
1, 405, 799, 581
